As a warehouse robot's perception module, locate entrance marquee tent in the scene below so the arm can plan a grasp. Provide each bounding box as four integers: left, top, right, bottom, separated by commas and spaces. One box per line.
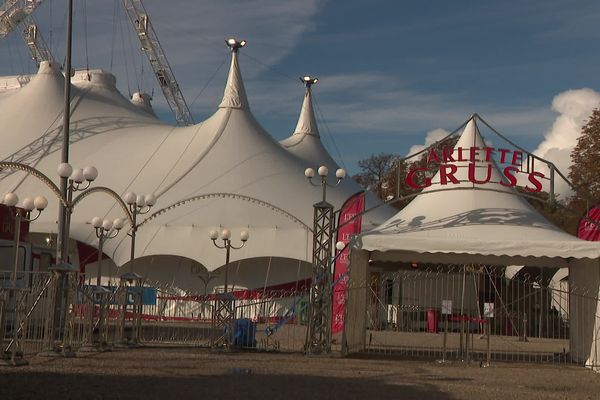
347, 118, 600, 367
0, 48, 393, 292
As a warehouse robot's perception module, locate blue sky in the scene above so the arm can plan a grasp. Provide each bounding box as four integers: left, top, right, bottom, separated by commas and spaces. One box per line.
1, 0, 599, 176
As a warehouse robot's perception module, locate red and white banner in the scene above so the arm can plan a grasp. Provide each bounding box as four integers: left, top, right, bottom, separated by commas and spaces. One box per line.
578, 205, 600, 241
332, 191, 365, 335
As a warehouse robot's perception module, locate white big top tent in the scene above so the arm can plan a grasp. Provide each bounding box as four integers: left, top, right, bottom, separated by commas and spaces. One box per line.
347, 117, 600, 368
0, 44, 392, 292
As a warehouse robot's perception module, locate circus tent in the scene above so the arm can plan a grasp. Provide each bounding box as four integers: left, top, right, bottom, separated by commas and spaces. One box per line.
0, 46, 393, 291
348, 118, 600, 367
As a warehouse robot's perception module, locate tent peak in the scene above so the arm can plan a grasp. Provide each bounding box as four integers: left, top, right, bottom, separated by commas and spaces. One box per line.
293, 76, 319, 137
38, 60, 62, 76
219, 38, 249, 110
456, 117, 485, 149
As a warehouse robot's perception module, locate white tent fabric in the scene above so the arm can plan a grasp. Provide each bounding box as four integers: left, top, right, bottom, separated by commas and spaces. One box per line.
280, 82, 382, 207
504, 265, 524, 280
350, 118, 600, 367
0, 53, 393, 279
281, 84, 338, 170
359, 119, 600, 262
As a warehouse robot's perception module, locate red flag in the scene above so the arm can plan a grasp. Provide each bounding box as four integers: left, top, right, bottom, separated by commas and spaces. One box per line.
0, 205, 30, 242
578, 205, 600, 241
332, 191, 365, 335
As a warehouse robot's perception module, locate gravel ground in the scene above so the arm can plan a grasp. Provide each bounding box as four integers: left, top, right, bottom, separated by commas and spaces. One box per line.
1, 347, 599, 400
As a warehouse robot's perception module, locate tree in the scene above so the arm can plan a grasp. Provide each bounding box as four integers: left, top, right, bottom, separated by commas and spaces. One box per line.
353, 153, 398, 199
353, 136, 461, 209
520, 189, 580, 235
569, 108, 600, 205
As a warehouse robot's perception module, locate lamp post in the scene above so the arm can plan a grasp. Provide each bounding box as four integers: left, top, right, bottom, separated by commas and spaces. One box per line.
122, 192, 156, 273
48, 163, 99, 356
80, 217, 123, 352
304, 165, 345, 354
92, 217, 125, 288
0, 161, 133, 356
116, 191, 155, 347
0, 193, 47, 366
208, 228, 249, 348
196, 271, 218, 321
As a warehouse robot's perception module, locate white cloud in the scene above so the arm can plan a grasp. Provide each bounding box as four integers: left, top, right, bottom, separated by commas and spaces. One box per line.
532, 88, 600, 198
406, 128, 449, 156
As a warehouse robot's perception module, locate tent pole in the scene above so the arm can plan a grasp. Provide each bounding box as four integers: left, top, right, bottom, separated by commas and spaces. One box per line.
460, 265, 466, 359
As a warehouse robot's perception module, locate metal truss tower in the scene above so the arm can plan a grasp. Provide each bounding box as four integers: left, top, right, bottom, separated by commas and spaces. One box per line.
303, 165, 345, 355
305, 199, 334, 354
121, 0, 194, 126
1, 1, 53, 65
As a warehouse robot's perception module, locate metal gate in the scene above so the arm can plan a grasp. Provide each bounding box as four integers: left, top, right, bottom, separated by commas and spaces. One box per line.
344, 265, 599, 365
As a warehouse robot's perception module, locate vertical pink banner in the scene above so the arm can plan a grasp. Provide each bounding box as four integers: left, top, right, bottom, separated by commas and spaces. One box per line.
332, 191, 365, 335
578, 205, 600, 241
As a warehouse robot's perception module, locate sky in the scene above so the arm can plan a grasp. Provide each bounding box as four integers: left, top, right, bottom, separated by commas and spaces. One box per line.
1, 0, 599, 183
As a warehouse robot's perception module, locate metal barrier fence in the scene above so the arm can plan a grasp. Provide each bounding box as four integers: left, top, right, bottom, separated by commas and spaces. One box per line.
4, 266, 597, 367
1, 270, 311, 362
137, 285, 310, 351
0, 271, 55, 361
344, 265, 599, 366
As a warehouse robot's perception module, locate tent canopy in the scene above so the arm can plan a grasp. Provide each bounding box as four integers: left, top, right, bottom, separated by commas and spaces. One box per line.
356, 118, 600, 268
0, 49, 393, 271
348, 117, 600, 366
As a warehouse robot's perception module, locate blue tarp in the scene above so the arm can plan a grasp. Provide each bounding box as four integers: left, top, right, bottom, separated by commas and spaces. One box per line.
232, 318, 256, 348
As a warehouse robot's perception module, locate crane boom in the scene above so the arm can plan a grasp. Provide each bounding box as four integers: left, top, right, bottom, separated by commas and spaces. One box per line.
121, 0, 194, 126
0, 0, 53, 65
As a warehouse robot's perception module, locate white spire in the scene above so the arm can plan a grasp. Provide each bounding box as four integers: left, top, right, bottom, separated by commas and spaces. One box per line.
219, 38, 249, 110
293, 77, 319, 137
422, 116, 513, 193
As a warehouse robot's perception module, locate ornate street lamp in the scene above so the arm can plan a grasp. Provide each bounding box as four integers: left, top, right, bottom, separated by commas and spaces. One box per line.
0, 161, 132, 357
304, 165, 345, 355
116, 191, 156, 347
122, 192, 156, 271
79, 217, 123, 353
208, 228, 249, 348
0, 193, 47, 366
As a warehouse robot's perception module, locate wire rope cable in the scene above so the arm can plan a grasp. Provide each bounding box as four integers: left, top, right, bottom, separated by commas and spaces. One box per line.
109, 0, 119, 72
241, 50, 346, 170
313, 93, 347, 170
188, 54, 229, 110
117, 4, 132, 96
240, 51, 297, 83
123, 6, 140, 92
6, 33, 15, 74
82, 0, 89, 72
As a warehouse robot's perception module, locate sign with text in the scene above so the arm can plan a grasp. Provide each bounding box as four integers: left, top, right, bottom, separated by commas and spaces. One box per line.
441, 299, 453, 315
332, 191, 365, 336
405, 146, 544, 192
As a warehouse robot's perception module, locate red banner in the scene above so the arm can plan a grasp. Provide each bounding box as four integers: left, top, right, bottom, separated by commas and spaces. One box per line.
578, 205, 600, 241
332, 191, 365, 335
0, 205, 30, 242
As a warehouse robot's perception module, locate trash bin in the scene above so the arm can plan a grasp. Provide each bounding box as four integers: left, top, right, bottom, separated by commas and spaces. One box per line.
426, 309, 438, 333
233, 318, 256, 348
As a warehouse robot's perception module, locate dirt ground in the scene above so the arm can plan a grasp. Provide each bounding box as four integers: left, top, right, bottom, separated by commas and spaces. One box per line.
1, 347, 599, 400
